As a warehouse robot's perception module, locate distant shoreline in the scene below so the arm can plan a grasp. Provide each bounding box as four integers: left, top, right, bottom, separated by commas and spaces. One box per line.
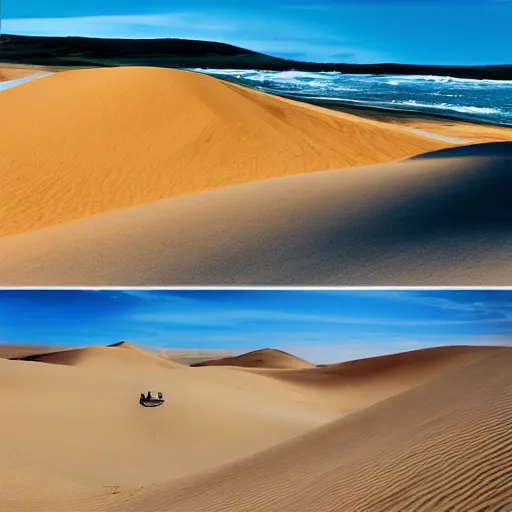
1, 34, 511, 80
275, 94, 512, 128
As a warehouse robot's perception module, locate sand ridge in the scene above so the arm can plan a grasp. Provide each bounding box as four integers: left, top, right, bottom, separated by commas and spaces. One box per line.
0, 65, 450, 237
0, 344, 69, 359
248, 345, 503, 414
16, 340, 184, 370
1, 141, 510, 285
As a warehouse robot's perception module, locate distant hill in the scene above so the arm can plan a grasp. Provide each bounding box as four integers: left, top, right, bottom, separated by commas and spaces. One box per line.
1, 34, 511, 80
190, 348, 315, 369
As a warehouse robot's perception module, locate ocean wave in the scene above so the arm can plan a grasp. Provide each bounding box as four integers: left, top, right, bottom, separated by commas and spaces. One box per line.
196, 69, 512, 126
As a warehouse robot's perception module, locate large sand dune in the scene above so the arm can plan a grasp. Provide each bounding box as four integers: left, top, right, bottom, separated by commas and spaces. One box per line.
0, 66, 447, 238
1, 141, 510, 285
251, 345, 502, 414
1, 343, 509, 511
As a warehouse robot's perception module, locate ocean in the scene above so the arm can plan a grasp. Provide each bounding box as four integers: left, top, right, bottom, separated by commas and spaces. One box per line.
191, 69, 512, 127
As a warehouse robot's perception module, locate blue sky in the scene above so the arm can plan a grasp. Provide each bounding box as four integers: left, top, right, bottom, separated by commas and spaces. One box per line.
0, 289, 510, 363
3, 0, 511, 65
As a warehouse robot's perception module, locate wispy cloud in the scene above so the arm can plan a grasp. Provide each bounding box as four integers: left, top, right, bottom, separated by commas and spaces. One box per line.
130, 307, 510, 328
3, 13, 235, 38
349, 290, 512, 319
2, 290, 510, 361
3, 10, 388, 63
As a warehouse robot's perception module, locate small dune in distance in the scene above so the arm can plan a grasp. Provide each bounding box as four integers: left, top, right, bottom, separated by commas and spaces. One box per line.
190, 348, 315, 369
0, 340, 510, 511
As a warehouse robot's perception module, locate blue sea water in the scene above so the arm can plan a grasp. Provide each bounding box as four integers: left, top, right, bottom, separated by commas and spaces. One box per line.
191, 69, 512, 127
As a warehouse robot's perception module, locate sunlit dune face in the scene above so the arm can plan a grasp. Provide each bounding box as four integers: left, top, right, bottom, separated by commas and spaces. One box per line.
0, 66, 447, 237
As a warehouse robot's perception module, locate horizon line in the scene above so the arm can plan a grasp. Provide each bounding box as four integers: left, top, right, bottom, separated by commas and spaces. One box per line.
2, 33, 511, 69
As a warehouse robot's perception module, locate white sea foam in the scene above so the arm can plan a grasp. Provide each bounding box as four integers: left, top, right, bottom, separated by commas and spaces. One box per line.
196, 69, 511, 126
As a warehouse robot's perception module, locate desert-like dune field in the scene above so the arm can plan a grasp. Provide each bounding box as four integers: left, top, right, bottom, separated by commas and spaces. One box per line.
0, 342, 510, 512
1, 140, 510, 285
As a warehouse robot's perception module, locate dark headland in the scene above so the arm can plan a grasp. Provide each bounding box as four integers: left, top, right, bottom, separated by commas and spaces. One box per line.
1, 34, 511, 80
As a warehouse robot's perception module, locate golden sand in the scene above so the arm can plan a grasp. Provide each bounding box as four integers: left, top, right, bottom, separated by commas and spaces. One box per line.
0, 66, 450, 237
1, 141, 510, 286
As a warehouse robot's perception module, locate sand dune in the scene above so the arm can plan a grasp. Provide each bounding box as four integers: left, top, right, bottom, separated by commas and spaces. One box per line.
0, 344, 68, 359
0, 65, 449, 238
105, 347, 512, 512
251, 345, 502, 414
1, 141, 510, 285
2, 344, 508, 512
0, 342, 338, 512
16, 341, 183, 370
190, 348, 314, 369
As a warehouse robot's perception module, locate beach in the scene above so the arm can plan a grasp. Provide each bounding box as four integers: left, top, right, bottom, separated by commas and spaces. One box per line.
0, 65, 511, 285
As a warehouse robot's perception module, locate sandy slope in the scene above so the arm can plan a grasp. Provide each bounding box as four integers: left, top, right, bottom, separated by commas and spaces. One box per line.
250, 345, 503, 414
0, 66, 449, 238
18, 341, 183, 370
0, 344, 68, 359
191, 348, 315, 369
3, 344, 508, 512
1, 141, 510, 285
105, 347, 512, 512
0, 343, 338, 512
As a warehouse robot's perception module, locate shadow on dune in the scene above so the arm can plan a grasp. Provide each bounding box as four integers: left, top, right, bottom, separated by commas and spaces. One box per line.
0, 141, 511, 285
409, 141, 512, 159
139, 398, 164, 408
197, 141, 512, 284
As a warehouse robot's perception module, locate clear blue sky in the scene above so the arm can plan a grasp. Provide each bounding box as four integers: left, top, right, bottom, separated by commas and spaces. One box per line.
1, 289, 510, 363
3, 0, 511, 65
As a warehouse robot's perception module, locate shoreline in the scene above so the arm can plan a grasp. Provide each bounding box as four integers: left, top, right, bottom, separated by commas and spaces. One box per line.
273, 92, 512, 129
1, 62, 509, 130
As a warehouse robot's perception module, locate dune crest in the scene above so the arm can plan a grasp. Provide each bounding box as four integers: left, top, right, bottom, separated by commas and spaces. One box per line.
255, 345, 504, 414
0, 66, 449, 237
191, 348, 314, 369
16, 340, 183, 369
